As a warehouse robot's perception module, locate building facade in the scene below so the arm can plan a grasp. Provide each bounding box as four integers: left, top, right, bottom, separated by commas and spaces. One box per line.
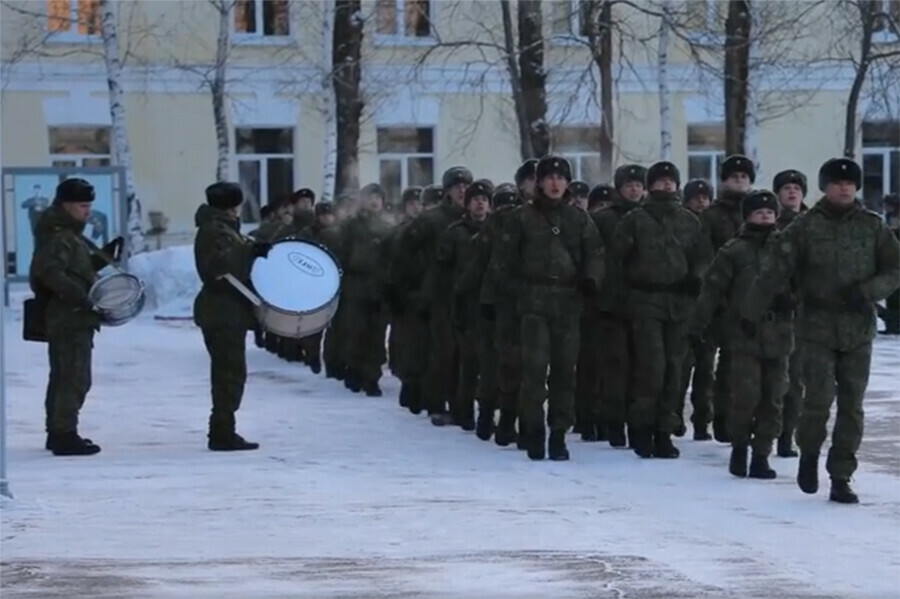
2, 0, 898, 246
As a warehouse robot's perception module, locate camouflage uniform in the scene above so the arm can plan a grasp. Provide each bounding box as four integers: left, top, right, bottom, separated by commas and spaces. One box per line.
297, 218, 342, 374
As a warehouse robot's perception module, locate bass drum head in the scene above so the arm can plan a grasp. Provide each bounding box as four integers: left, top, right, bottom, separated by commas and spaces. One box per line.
250, 240, 341, 313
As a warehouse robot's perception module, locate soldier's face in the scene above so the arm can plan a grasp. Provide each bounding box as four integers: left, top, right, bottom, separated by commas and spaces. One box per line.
405, 199, 423, 218
571, 195, 589, 210
685, 194, 710, 214
539, 173, 568, 200
824, 180, 857, 205
468, 195, 490, 219
365, 193, 384, 212
447, 183, 467, 207
277, 205, 293, 223
777, 183, 804, 212
318, 213, 336, 227
747, 208, 776, 225
62, 201, 93, 222
724, 172, 752, 192
521, 177, 536, 199
650, 177, 677, 193
295, 198, 313, 214
620, 180, 644, 202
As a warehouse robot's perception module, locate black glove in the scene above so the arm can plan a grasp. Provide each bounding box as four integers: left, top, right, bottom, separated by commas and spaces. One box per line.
770, 292, 795, 315
101, 236, 125, 261
677, 275, 702, 297
253, 242, 273, 259
480, 304, 496, 322
840, 284, 870, 312
580, 278, 599, 297
740, 318, 757, 338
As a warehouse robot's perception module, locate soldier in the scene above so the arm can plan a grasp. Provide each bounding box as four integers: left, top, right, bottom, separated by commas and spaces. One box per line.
495, 156, 604, 461
677, 178, 715, 440
692, 190, 794, 479
515, 159, 538, 202
29, 178, 123, 455
422, 184, 444, 209
702, 154, 754, 443
742, 158, 900, 503
399, 167, 471, 418
588, 184, 614, 213
193, 182, 269, 451
881, 193, 900, 335
298, 202, 341, 374
569, 180, 590, 211
614, 161, 712, 459
290, 188, 317, 231
773, 169, 809, 457
433, 181, 493, 432
593, 165, 644, 448
387, 187, 423, 380
337, 184, 394, 396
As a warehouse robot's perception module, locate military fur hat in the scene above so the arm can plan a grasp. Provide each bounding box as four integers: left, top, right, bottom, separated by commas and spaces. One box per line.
205, 181, 243, 209
645, 161, 681, 189
536, 155, 573, 182
422, 184, 443, 206
568, 181, 590, 197
314, 201, 335, 216
741, 189, 780, 220
474, 178, 495, 197
818, 158, 862, 191
720, 155, 756, 183
772, 169, 808, 197
613, 164, 647, 191
55, 178, 95, 203
401, 186, 423, 205
493, 182, 518, 208
588, 184, 615, 209
442, 166, 474, 189
466, 180, 493, 204
515, 159, 539, 186
683, 179, 713, 203
292, 187, 316, 202
360, 183, 386, 199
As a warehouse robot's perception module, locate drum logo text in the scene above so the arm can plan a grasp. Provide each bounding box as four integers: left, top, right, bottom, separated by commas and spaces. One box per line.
288, 252, 325, 277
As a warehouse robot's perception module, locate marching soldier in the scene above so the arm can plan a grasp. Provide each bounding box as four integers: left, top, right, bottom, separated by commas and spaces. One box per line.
298, 202, 341, 374
387, 188, 423, 381
515, 159, 538, 203
290, 188, 317, 231
588, 184, 614, 213
495, 156, 604, 461
569, 181, 590, 211
193, 182, 268, 451
742, 158, 900, 503
614, 162, 713, 459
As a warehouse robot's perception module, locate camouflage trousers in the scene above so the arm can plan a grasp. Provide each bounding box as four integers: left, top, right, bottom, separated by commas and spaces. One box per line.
597, 313, 632, 427
477, 313, 498, 412
202, 328, 247, 439
781, 345, 805, 439
518, 310, 580, 435
798, 340, 871, 481
727, 352, 787, 455
426, 303, 458, 414
575, 309, 602, 427
629, 317, 688, 434
323, 303, 348, 374
494, 305, 521, 415
389, 310, 430, 383
45, 329, 94, 434
343, 298, 388, 384
714, 347, 733, 423
678, 336, 715, 426
301, 331, 323, 364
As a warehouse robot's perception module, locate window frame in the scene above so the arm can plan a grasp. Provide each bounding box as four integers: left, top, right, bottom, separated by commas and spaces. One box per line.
687, 150, 725, 197
47, 125, 112, 166
550, 125, 602, 183
374, 0, 436, 46
232, 0, 292, 44
872, 0, 900, 43
549, 0, 590, 45
376, 126, 436, 202
45, 0, 101, 43
235, 126, 296, 224
861, 145, 899, 208
683, 0, 724, 46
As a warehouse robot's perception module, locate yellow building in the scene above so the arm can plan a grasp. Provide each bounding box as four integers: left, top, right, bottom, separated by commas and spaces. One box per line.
1, 0, 898, 245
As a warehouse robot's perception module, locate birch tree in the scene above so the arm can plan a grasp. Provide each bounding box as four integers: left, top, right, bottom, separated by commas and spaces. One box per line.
657, 0, 673, 160
209, 0, 232, 182
332, 0, 363, 199
320, 0, 337, 202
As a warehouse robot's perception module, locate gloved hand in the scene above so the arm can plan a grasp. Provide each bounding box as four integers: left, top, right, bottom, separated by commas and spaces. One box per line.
770, 292, 795, 314
580, 278, 599, 297
253, 242, 273, 259
480, 304, 496, 322
840, 284, 870, 312
101, 236, 125, 261
740, 318, 757, 338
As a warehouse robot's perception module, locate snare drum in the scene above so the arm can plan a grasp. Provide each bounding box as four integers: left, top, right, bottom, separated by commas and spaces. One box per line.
88, 272, 146, 327
248, 238, 342, 338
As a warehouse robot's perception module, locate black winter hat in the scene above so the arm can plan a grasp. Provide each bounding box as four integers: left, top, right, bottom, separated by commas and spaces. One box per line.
645, 161, 681, 189
474, 178, 495, 197
205, 181, 244, 209
772, 169, 808, 197
493, 182, 518, 208
442, 166, 474, 189
741, 189, 780, 220
568, 181, 590, 197
401, 186, 423, 204
361, 183, 386, 199
588, 184, 615, 209
55, 178, 95, 203
515, 159, 538, 186
315, 202, 335, 216
818, 158, 862, 191
292, 187, 316, 202
720, 155, 756, 183
466, 181, 493, 203
422, 184, 443, 206
614, 164, 646, 191
536, 155, 573, 182
683, 179, 713, 203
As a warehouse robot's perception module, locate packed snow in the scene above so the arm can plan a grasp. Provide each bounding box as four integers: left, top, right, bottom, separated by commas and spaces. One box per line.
1, 248, 899, 598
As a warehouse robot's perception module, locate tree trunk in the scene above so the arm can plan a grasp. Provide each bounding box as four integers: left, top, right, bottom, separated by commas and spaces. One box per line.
212, 0, 231, 182
500, 0, 533, 160
333, 0, 363, 199
724, 0, 750, 157
658, 0, 672, 160
744, 0, 761, 178
321, 0, 337, 202
595, 0, 614, 180
517, 0, 550, 158
843, 0, 877, 158
98, 0, 145, 256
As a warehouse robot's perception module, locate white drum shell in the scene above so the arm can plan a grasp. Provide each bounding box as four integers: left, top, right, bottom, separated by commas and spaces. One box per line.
88, 273, 146, 327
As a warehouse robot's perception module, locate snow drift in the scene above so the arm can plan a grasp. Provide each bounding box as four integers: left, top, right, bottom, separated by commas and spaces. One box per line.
126, 245, 199, 318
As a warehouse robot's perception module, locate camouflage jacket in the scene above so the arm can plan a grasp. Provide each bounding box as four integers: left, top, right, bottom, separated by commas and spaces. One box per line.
701, 191, 744, 251
592, 200, 638, 314
743, 198, 900, 350
29, 204, 103, 334
613, 191, 713, 322
692, 224, 793, 358
248, 220, 292, 243
432, 216, 484, 321
775, 204, 807, 231
397, 201, 466, 308
476, 204, 520, 308
338, 210, 393, 300
192, 204, 256, 330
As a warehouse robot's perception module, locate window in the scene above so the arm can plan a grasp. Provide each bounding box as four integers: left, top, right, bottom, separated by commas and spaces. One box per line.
46, 0, 100, 35
234, 0, 289, 37
687, 123, 725, 196
873, 0, 900, 41
551, 0, 592, 38
862, 120, 900, 211
376, 0, 432, 38
684, 0, 719, 31
48, 126, 111, 167
236, 128, 294, 223
377, 127, 434, 203
551, 126, 602, 183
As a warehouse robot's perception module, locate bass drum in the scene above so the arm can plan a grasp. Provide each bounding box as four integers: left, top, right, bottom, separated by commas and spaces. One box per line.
249, 238, 342, 338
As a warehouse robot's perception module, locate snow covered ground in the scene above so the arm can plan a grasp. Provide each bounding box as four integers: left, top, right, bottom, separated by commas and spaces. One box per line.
2, 301, 899, 598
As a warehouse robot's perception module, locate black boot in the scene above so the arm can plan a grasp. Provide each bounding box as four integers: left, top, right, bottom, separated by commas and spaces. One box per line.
309, 357, 322, 375
713, 415, 731, 443
692, 421, 712, 441
548, 430, 570, 461
526, 428, 546, 461
407, 382, 423, 415
596, 422, 608, 442
51, 432, 101, 456
829, 479, 859, 504
399, 384, 410, 408
580, 419, 599, 442
749, 453, 776, 479
476, 407, 495, 441
457, 416, 476, 432
430, 412, 455, 427
607, 423, 627, 448
797, 453, 819, 494
729, 444, 748, 477
673, 415, 687, 438
653, 432, 680, 459
363, 381, 382, 397
777, 433, 799, 457
495, 411, 517, 447
209, 433, 259, 451
631, 428, 654, 459
344, 372, 362, 393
